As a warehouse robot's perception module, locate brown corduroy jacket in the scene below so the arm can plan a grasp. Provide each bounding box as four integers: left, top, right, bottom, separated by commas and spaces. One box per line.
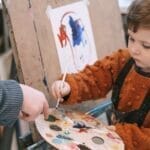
62, 49, 150, 150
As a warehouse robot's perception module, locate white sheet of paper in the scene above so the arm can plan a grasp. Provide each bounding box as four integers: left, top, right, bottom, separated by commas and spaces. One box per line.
46, 1, 97, 73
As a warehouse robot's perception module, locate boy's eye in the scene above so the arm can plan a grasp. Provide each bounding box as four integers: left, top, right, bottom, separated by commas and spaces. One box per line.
142, 44, 150, 49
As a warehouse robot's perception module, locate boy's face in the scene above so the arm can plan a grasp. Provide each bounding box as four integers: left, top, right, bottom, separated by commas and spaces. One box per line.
128, 28, 150, 72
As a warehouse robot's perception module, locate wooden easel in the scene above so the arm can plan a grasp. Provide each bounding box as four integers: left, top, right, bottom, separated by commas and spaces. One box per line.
2, 0, 125, 144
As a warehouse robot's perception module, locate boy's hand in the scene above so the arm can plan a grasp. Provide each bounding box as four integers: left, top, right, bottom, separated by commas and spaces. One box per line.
106, 125, 116, 131
19, 84, 49, 121
51, 80, 71, 102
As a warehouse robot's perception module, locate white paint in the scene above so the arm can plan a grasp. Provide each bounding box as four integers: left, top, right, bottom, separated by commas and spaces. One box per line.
82, 0, 90, 6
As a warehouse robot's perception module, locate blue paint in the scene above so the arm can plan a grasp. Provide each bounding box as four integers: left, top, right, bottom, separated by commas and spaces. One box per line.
52, 138, 62, 144
56, 134, 73, 140
52, 134, 73, 145
69, 16, 85, 47
73, 120, 90, 129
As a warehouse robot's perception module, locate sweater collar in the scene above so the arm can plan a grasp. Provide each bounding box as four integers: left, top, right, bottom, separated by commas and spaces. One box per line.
134, 63, 150, 78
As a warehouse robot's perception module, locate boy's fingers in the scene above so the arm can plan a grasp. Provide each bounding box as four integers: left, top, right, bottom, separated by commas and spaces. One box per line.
51, 81, 70, 100
60, 98, 64, 102
51, 82, 62, 99
61, 85, 70, 96
106, 125, 116, 131
56, 87, 62, 98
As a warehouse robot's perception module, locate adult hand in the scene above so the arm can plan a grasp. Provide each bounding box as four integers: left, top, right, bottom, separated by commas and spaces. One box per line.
51, 80, 71, 102
19, 84, 49, 121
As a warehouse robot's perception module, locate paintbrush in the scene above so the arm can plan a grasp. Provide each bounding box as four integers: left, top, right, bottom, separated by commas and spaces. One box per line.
55, 71, 67, 109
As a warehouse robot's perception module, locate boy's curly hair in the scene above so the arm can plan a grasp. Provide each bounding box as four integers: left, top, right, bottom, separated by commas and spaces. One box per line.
127, 0, 150, 32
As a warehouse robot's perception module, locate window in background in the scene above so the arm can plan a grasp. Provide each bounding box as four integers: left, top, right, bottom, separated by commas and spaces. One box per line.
118, 0, 135, 14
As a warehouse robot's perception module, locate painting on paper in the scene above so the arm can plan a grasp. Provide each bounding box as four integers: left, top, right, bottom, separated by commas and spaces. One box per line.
46, 1, 97, 73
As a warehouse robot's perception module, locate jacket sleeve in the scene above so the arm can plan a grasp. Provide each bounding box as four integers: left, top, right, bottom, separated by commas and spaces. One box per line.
116, 123, 150, 150
0, 80, 23, 127
63, 49, 130, 104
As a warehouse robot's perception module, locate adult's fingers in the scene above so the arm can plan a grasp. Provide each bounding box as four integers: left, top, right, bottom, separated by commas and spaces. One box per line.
19, 111, 24, 119
43, 101, 49, 120
19, 111, 34, 122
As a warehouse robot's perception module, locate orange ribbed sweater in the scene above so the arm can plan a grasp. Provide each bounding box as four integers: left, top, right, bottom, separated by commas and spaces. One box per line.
62, 49, 150, 150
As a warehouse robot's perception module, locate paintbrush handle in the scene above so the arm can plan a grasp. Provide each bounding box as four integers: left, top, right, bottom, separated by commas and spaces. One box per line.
55, 72, 67, 109
55, 98, 61, 109
61, 71, 67, 88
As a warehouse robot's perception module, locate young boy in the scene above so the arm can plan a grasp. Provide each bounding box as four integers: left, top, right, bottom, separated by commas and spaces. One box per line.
51, 0, 150, 149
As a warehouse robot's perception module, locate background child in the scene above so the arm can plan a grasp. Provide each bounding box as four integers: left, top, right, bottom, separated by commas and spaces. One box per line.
51, 0, 150, 149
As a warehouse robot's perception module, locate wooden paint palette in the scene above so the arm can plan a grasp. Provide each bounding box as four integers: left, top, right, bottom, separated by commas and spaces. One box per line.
35, 108, 124, 150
